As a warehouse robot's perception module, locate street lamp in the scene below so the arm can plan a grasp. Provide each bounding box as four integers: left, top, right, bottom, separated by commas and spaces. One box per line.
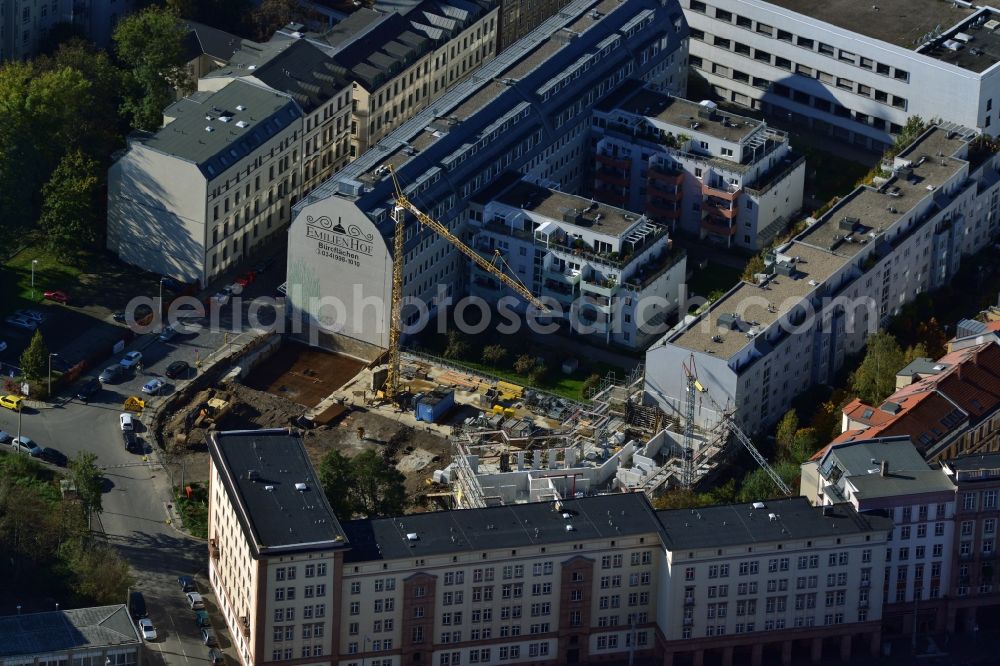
48, 353, 59, 396
30, 259, 38, 300
158, 278, 167, 333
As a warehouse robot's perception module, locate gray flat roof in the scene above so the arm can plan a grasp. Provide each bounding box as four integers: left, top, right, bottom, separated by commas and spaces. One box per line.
209, 429, 348, 556
341, 492, 663, 562
849, 468, 955, 499
947, 451, 1000, 471
763, 0, 973, 49
146, 80, 300, 177
618, 88, 761, 143
917, 9, 1000, 72
822, 437, 928, 475
669, 242, 847, 358
0, 605, 140, 657
657, 498, 891, 550
494, 180, 644, 236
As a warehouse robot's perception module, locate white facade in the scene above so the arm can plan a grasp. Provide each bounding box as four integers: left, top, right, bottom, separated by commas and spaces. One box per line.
645, 125, 1000, 434
682, 0, 1000, 150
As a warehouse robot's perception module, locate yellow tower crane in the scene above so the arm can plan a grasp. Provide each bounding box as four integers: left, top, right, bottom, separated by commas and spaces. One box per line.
384, 165, 550, 401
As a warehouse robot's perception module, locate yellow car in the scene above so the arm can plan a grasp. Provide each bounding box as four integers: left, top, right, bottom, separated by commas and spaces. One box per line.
0, 395, 23, 411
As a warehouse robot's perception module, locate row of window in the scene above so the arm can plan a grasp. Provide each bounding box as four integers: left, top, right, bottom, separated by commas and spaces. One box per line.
271, 623, 324, 642
270, 646, 324, 661
687, 0, 910, 82
274, 562, 327, 581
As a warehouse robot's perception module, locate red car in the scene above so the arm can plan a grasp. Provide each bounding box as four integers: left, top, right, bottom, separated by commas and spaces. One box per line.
43, 290, 70, 304
235, 271, 255, 287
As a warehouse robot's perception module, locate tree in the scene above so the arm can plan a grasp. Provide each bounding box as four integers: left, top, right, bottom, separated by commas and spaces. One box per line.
652, 489, 708, 510
528, 364, 548, 387
741, 252, 766, 283
904, 342, 930, 365
40, 150, 102, 257
318, 450, 354, 519
442, 330, 471, 361
61, 538, 134, 604
114, 7, 193, 130
736, 462, 800, 503
775, 409, 799, 458
69, 451, 104, 518
19, 330, 48, 380
915, 317, 947, 359
849, 331, 906, 405
349, 449, 407, 518
514, 354, 536, 375
248, 0, 322, 41
481, 344, 508, 368
788, 428, 820, 464
580, 373, 602, 399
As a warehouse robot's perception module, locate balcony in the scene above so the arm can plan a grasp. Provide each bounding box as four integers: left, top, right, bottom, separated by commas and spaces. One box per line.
596, 151, 631, 171
701, 216, 737, 237
210, 538, 220, 560
701, 181, 742, 201
648, 164, 685, 186
239, 616, 250, 638
702, 197, 739, 219
581, 277, 617, 297
622, 248, 686, 291
594, 168, 630, 189
593, 184, 628, 206
646, 198, 682, 221
483, 218, 533, 241
543, 267, 581, 286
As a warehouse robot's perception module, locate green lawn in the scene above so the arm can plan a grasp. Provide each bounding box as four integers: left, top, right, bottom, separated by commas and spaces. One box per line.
1, 244, 82, 312
687, 261, 743, 300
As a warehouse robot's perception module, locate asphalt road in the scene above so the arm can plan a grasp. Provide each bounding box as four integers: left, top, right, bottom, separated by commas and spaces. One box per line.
0, 253, 288, 666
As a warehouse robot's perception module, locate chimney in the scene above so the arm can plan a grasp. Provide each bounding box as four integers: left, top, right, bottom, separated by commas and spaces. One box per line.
880, 460, 889, 477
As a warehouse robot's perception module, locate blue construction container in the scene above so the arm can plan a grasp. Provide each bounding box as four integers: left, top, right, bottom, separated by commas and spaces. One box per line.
414, 389, 455, 423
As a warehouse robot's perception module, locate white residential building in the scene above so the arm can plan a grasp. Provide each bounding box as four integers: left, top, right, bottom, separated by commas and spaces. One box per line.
645, 124, 1000, 434
467, 175, 687, 349
681, 0, 1000, 151
108, 80, 303, 285
591, 82, 805, 250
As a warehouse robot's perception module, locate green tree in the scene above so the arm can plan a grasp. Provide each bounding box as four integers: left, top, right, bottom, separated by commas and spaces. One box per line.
19, 330, 48, 380
514, 354, 536, 375
0, 62, 46, 224
850, 331, 906, 405
248, 0, 322, 41
69, 451, 104, 518
741, 252, 766, 282
915, 317, 947, 359
788, 428, 820, 464
443, 330, 471, 360
904, 342, 930, 365
61, 538, 134, 604
40, 150, 102, 256
736, 462, 800, 503
775, 409, 799, 459
652, 489, 709, 510
481, 344, 508, 368
114, 7, 192, 130
349, 449, 407, 518
580, 373, 602, 399
528, 364, 548, 387
318, 450, 355, 519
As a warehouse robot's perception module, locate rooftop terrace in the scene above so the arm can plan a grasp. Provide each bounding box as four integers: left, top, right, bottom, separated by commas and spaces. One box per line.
667, 242, 848, 358
618, 87, 761, 143
764, 0, 973, 49
917, 9, 1000, 73
494, 180, 646, 236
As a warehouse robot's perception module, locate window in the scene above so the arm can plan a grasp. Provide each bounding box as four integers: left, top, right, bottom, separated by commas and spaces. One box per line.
689, 0, 706, 11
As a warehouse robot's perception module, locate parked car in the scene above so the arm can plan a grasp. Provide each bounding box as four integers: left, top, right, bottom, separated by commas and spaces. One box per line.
208, 648, 224, 665
122, 431, 138, 452
166, 361, 190, 380
40, 447, 67, 466
194, 610, 210, 627
0, 341, 6, 352
0, 431, 12, 444
158, 326, 178, 342
129, 591, 147, 619
14, 309, 44, 322
235, 271, 255, 287
0, 395, 23, 411
120, 351, 142, 369
177, 575, 197, 592
213, 291, 231, 306
186, 592, 205, 610
43, 290, 69, 304
119, 413, 134, 432
99, 365, 125, 384
139, 618, 157, 641
76, 379, 101, 402
142, 378, 166, 395
11, 436, 41, 456
200, 627, 217, 647
5, 315, 37, 331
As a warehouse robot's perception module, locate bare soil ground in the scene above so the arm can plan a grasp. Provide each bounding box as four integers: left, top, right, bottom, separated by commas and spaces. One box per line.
242, 343, 365, 407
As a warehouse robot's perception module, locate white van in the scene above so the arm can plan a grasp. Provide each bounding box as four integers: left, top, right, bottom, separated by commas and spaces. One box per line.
119, 413, 134, 432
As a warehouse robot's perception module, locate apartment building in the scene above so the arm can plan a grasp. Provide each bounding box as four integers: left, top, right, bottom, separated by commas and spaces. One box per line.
657, 498, 891, 666
466, 173, 687, 349
0, 605, 143, 666
326, 0, 499, 157
801, 436, 956, 636
208, 427, 891, 666
207, 429, 350, 666
681, 0, 1000, 150
836, 341, 1000, 460
0, 0, 69, 60
200, 38, 354, 194
950, 317, 1000, 352
645, 124, 1000, 434
108, 80, 303, 284
497, 0, 571, 52
941, 452, 1000, 634
181, 21, 246, 81
287, 0, 689, 354
591, 81, 805, 250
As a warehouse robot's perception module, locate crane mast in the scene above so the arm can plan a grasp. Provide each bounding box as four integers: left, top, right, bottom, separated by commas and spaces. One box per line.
383, 165, 548, 401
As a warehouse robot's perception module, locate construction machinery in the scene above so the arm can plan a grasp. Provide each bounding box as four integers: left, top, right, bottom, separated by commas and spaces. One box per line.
384, 165, 549, 401
681, 354, 792, 496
